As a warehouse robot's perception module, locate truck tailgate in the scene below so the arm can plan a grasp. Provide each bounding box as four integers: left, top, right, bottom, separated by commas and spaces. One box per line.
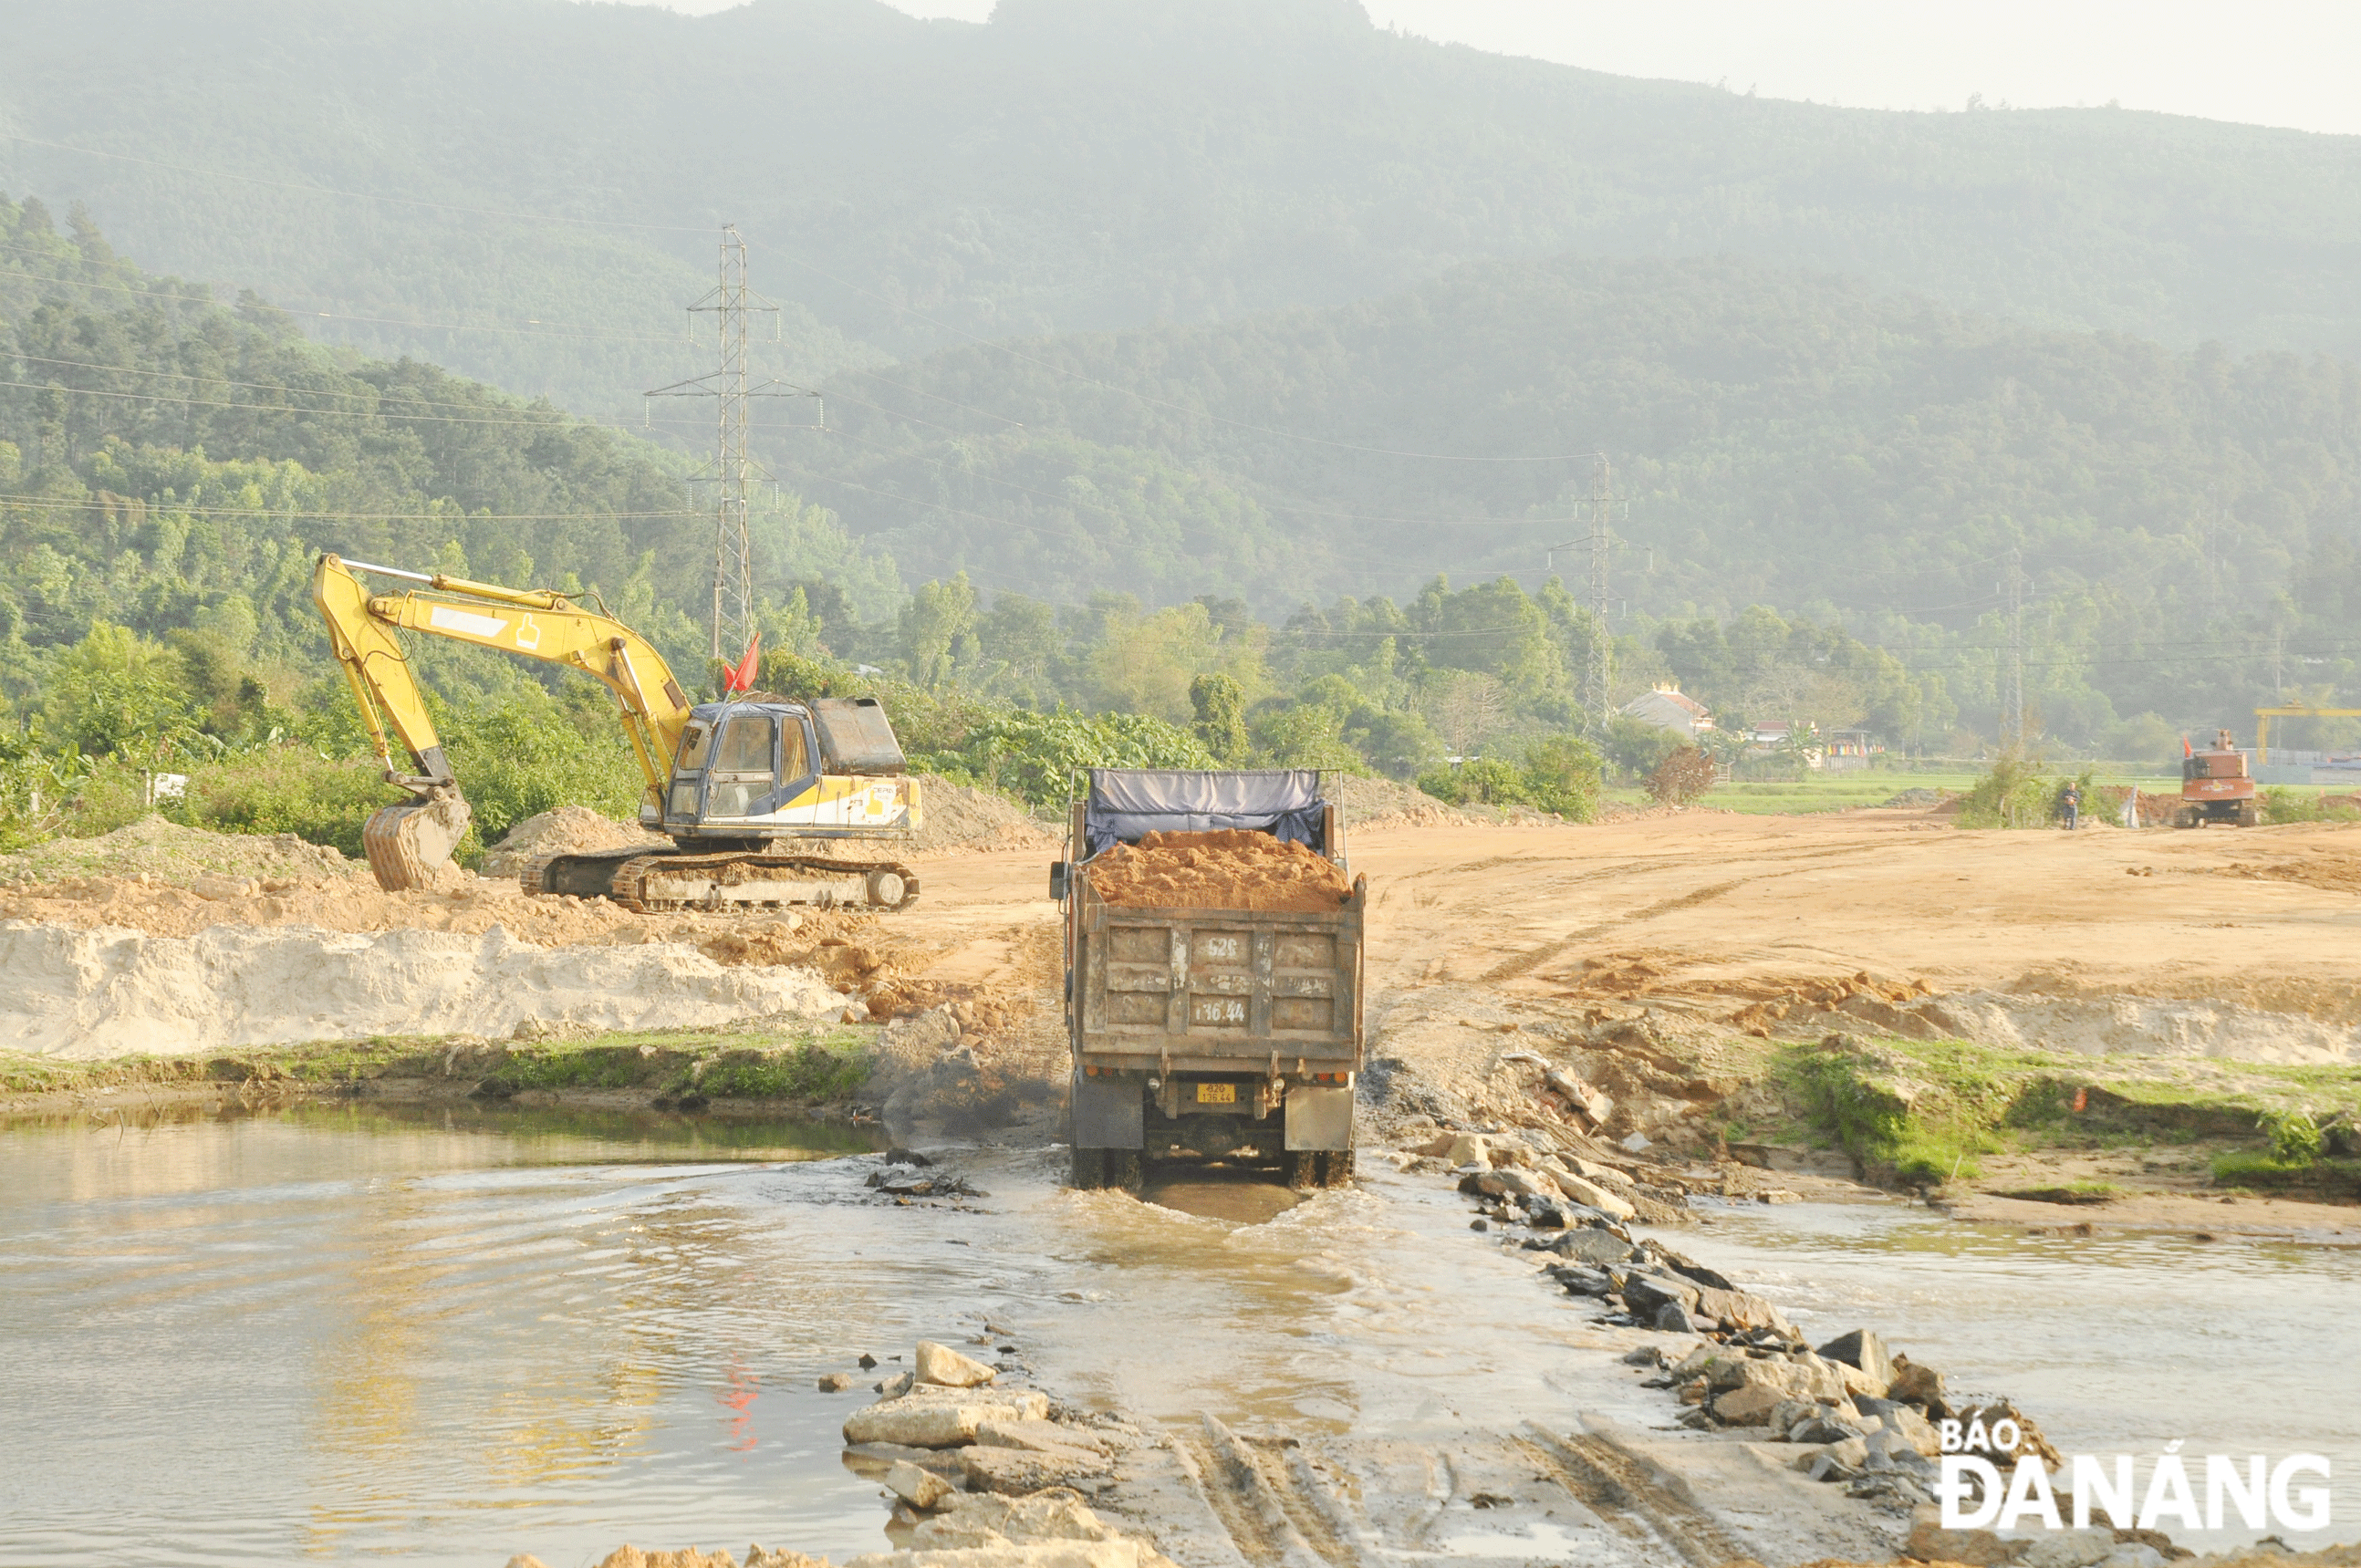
1070, 876, 1364, 1072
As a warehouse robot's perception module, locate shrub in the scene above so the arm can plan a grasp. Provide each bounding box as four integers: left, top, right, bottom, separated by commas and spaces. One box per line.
917, 706, 1212, 809
1523, 736, 1602, 821
169, 748, 398, 858
1957, 751, 2054, 828
1645, 745, 1716, 805
1417, 756, 1525, 806
2262, 1107, 2324, 1166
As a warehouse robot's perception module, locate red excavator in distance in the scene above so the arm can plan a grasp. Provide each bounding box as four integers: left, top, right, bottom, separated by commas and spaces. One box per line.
2178, 729, 2260, 828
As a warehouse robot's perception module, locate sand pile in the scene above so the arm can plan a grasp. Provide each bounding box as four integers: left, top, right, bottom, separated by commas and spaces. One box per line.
482, 805, 665, 876
0, 815, 361, 888
1087, 829, 1353, 913
0, 919, 848, 1058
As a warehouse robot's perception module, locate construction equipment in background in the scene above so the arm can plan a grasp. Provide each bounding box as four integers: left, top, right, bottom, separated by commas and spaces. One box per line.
2253, 703, 2361, 765
1054, 769, 1364, 1192
311, 553, 922, 909
2177, 729, 2259, 828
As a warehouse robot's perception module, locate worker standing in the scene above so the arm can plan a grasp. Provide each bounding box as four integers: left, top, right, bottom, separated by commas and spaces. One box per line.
2060, 781, 2081, 831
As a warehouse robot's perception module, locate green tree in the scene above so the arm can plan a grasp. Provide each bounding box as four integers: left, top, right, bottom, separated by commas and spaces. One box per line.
47, 621, 200, 760
1522, 735, 1603, 821
1189, 672, 1248, 762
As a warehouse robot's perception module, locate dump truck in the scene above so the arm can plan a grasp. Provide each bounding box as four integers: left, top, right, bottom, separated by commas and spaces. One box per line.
2178, 728, 2260, 828
1054, 768, 1365, 1191
311, 553, 922, 908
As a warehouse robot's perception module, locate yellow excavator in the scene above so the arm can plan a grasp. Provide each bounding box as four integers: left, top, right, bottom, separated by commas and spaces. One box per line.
311, 553, 922, 910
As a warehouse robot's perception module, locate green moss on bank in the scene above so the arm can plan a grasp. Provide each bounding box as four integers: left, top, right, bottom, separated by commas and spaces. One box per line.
1751, 1033, 2361, 1193
0, 1022, 878, 1107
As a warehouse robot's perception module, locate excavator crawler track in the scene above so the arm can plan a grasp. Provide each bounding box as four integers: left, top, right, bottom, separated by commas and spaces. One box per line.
522, 846, 920, 912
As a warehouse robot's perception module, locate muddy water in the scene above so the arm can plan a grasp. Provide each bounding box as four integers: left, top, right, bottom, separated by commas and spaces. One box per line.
1682, 1199, 2361, 1552
7, 1110, 2358, 1565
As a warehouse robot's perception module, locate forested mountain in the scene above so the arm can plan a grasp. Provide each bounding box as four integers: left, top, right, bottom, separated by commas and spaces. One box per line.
0, 192, 897, 725
3, 0, 2359, 420
793, 250, 2361, 733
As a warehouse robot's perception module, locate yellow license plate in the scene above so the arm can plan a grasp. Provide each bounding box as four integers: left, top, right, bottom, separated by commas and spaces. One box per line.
1195, 1083, 1237, 1105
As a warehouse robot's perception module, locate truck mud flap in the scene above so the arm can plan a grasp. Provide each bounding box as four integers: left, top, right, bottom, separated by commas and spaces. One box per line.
1072, 1071, 1143, 1150
1283, 1084, 1354, 1151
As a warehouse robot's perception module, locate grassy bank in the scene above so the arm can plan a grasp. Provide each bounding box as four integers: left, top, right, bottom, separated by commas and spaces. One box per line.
1722, 1033, 2361, 1196
0, 1021, 878, 1110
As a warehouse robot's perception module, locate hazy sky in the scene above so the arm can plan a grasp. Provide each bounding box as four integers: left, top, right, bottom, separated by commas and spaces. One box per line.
616, 0, 2361, 137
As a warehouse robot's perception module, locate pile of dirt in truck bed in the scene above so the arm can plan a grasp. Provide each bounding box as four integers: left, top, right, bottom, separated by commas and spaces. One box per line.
1089, 829, 1354, 912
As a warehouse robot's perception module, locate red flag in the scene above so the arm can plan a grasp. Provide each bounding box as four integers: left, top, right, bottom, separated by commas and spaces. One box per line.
723, 631, 762, 694
2182, 734, 2193, 758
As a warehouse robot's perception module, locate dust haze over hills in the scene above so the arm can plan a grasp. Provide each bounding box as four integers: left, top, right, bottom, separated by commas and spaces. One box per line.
4, 0, 2361, 737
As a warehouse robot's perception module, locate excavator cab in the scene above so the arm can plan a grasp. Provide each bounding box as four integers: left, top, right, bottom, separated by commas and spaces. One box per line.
655, 697, 917, 845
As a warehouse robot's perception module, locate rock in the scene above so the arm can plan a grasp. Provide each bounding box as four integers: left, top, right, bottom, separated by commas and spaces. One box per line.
1657, 1254, 1737, 1293
917, 1340, 999, 1388
976, 1418, 1108, 1456
959, 1441, 1113, 1494
2017, 1528, 2129, 1568
1524, 1198, 1572, 1228
1620, 1132, 1652, 1153
1950, 1398, 2064, 1467
1804, 1450, 1861, 1484
1905, 1521, 2031, 1566
1545, 1228, 1638, 1268
889, 1459, 957, 1510
1884, 1404, 1942, 1458
1619, 1273, 1699, 1320
1690, 1286, 1789, 1334
819, 1373, 858, 1392
887, 1147, 935, 1167
878, 1371, 917, 1398
1554, 1264, 1613, 1295
1654, 1301, 1699, 1334
1556, 1175, 1637, 1220
595, 1549, 736, 1568
1888, 1356, 1945, 1408
1469, 1218, 1489, 1231
1767, 1397, 1819, 1437
843, 1386, 1051, 1448
1470, 1168, 1557, 1200
1445, 1133, 1492, 1167
1669, 1344, 1720, 1379
1825, 1436, 1869, 1469
504, 1558, 551, 1568
1711, 1382, 1789, 1426
845, 1543, 1140, 1568
1815, 1328, 1896, 1386
909, 1520, 1016, 1551
1793, 1413, 1862, 1446
859, 1353, 879, 1370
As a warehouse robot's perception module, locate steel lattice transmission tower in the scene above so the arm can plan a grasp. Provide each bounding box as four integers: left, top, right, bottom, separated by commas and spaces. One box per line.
647, 226, 816, 662
1586, 455, 1616, 725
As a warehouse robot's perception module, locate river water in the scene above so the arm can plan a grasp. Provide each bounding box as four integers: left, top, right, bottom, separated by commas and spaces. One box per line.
2, 1106, 2354, 1565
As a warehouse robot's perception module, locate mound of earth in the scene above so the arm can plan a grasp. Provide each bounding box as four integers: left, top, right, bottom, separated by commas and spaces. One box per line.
1330, 774, 1483, 828
0, 814, 360, 889
0, 919, 848, 1058
482, 805, 666, 876
1089, 829, 1353, 912
1879, 787, 1947, 807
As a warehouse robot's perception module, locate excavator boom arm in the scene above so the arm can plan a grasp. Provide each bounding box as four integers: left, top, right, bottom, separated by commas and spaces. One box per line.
311, 554, 701, 890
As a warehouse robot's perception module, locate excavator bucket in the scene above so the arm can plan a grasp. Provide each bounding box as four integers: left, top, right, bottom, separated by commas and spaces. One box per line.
362, 787, 473, 892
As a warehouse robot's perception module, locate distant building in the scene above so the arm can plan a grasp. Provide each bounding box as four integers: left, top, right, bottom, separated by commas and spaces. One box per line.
1750, 719, 1796, 748
1822, 727, 1884, 772
1617, 685, 1713, 740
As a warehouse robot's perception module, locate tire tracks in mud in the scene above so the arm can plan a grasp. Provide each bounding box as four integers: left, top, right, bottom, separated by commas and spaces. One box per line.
1472, 832, 1956, 986
1520, 1428, 1751, 1567
1161, 1414, 1755, 1568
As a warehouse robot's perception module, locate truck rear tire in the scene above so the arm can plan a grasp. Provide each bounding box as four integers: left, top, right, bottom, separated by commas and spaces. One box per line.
1316, 1150, 1356, 1187
2237, 801, 2261, 827
1108, 1150, 1143, 1192
1070, 1147, 1104, 1189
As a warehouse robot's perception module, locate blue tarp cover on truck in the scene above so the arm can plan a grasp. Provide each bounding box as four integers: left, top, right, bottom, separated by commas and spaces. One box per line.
1082, 768, 1326, 857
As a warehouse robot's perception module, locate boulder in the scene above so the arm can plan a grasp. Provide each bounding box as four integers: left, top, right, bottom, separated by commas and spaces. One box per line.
819, 1373, 858, 1392
2016, 1529, 2126, 1568
594, 1550, 734, 1568
1904, 1521, 2031, 1567
889, 1459, 957, 1511
1767, 1397, 1819, 1437
959, 1442, 1112, 1495
878, 1371, 917, 1399
1545, 1228, 1637, 1268
1445, 1134, 1492, 1167
1669, 1345, 1721, 1380
843, 1387, 1051, 1448
1690, 1286, 1789, 1334
1654, 1302, 1699, 1334
1557, 1175, 1637, 1220
1712, 1383, 1788, 1426
844, 1543, 1140, 1568
1564, 1156, 1635, 1189
910, 1520, 1016, 1552
1619, 1273, 1699, 1320
1524, 1198, 1572, 1229
918, 1340, 999, 1388
1792, 1412, 1862, 1446
1887, 1355, 1944, 1407
1815, 1328, 1896, 1386
976, 1419, 1108, 1456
